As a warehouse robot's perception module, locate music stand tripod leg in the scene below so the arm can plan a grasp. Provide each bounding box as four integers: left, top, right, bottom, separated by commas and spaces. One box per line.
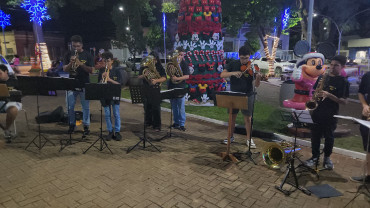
220, 111, 239, 162
83, 104, 112, 154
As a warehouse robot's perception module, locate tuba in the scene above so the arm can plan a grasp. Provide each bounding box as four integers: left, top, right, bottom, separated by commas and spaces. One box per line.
305, 70, 329, 110
262, 141, 299, 169
166, 53, 183, 84
141, 55, 162, 86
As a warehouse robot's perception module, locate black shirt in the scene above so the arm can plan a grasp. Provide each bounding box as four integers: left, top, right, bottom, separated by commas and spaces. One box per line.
167, 59, 190, 89
358, 71, 370, 105
139, 62, 167, 87
311, 75, 349, 124
63, 50, 94, 88
226, 60, 254, 95
98, 66, 124, 106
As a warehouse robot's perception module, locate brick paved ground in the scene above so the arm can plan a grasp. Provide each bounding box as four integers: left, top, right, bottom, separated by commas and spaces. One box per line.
0, 92, 369, 208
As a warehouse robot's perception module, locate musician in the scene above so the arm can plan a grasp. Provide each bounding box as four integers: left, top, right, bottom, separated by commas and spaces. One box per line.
350, 71, 370, 183
305, 55, 349, 170
0, 64, 21, 142
138, 52, 166, 132
168, 47, 190, 131
63, 35, 94, 135
97, 52, 124, 141
220, 46, 261, 149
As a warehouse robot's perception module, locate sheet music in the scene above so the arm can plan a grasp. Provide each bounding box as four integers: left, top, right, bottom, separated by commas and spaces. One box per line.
334, 115, 370, 128
292, 109, 314, 124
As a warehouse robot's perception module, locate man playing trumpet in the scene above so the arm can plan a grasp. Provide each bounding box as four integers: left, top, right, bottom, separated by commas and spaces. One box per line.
63, 35, 94, 136
98, 52, 124, 141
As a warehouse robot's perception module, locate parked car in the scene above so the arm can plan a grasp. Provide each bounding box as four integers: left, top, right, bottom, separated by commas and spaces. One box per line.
253, 57, 295, 76
0, 54, 15, 75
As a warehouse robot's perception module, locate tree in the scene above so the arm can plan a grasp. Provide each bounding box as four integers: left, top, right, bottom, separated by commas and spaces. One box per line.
145, 24, 172, 55
222, 0, 297, 76
111, 0, 152, 60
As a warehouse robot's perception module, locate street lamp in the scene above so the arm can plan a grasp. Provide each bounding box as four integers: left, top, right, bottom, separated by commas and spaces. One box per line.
314, 8, 370, 55
118, 6, 130, 31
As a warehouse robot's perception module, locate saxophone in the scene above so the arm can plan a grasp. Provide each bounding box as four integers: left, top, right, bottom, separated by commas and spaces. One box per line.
305, 70, 329, 110
165, 54, 183, 84
142, 55, 162, 86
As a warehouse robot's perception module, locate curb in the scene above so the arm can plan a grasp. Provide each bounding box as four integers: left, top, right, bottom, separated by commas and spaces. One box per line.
120, 97, 365, 160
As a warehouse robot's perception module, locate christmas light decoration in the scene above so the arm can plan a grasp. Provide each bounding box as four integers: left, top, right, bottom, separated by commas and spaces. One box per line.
282, 8, 290, 29
0, 10, 11, 28
21, 0, 51, 25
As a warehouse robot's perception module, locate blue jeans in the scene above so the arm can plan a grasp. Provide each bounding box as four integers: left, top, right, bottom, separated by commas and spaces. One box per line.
104, 104, 121, 132
67, 89, 90, 126
171, 96, 186, 126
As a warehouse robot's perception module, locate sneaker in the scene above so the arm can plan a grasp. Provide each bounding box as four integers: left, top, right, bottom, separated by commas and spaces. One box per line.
223, 136, 235, 144
246, 139, 257, 149
83, 126, 90, 136
67, 125, 75, 134
323, 157, 334, 170
350, 175, 370, 183
304, 157, 319, 168
114, 132, 122, 141
4, 130, 15, 143
179, 126, 186, 131
171, 123, 180, 129
106, 132, 114, 141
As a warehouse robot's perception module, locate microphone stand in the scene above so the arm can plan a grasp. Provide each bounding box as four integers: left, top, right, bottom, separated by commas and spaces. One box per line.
245, 66, 260, 165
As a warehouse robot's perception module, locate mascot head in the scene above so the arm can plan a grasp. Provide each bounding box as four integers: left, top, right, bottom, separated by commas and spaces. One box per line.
297, 52, 327, 79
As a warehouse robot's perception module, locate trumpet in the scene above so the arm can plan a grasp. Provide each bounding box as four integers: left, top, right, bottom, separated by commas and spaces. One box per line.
100, 60, 110, 84
71, 50, 79, 72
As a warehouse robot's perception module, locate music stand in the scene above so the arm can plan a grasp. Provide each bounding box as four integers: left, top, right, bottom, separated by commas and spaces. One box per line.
127, 84, 161, 153
275, 109, 312, 196
83, 83, 121, 154
158, 88, 187, 140
17, 76, 56, 150
214, 91, 250, 163
334, 115, 370, 205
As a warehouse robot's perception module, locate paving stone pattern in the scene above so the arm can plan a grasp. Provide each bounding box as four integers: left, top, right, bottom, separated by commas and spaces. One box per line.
0, 92, 369, 208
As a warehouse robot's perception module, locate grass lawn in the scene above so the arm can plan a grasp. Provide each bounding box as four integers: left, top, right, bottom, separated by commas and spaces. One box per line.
91, 74, 364, 153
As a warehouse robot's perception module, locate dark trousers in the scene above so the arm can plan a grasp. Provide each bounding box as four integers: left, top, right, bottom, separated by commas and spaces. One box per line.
360, 124, 370, 152
311, 122, 337, 158
143, 86, 161, 129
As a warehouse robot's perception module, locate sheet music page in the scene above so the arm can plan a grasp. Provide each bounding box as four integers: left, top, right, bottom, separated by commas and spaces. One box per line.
292, 109, 314, 124
333, 115, 355, 120
355, 119, 370, 128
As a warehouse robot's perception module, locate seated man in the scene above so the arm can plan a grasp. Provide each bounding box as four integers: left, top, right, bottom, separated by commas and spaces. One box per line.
0, 64, 21, 143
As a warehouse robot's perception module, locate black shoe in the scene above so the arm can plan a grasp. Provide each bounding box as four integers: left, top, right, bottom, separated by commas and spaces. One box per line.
67, 125, 75, 134
114, 132, 122, 141
83, 126, 90, 136
106, 132, 113, 141
171, 123, 180, 129
179, 126, 186, 131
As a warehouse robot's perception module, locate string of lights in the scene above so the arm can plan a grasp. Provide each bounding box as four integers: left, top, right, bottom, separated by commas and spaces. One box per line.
0, 10, 11, 29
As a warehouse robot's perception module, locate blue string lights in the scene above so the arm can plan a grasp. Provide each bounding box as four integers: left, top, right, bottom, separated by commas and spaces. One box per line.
282, 8, 290, 30
0, 10, 11, 29
21, 0, 51, 25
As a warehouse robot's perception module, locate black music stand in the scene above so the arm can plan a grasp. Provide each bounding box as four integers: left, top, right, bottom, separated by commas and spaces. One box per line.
127, 84, 161, 153
83, 83, 121, 154
17, 76, 56, 150
275, 109, 312, 196
214, 91, 250, 163
158, 88, 187, 141
52, 77, 84, 152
